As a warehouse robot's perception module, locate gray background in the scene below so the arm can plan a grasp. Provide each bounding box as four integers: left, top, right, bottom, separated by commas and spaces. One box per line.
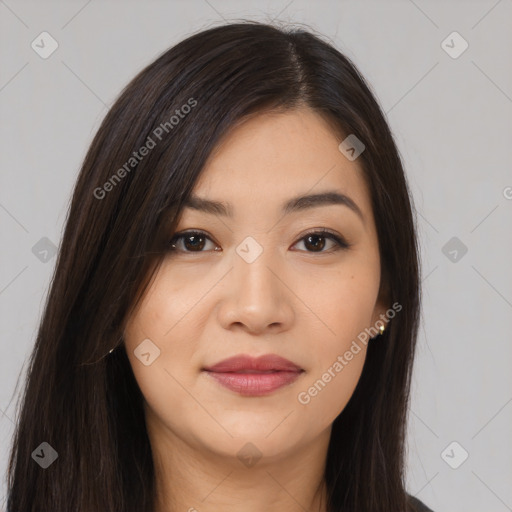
1, 1, 511, 511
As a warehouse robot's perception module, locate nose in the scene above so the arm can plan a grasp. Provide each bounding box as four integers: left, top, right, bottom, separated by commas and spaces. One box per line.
216, 248, 295, 335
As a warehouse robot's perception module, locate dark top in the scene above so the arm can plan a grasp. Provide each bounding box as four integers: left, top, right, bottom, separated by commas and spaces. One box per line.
408, 493, 435, 511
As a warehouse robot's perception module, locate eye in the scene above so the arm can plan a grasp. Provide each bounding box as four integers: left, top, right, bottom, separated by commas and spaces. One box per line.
167, 229, 350, 254
168, 231, 220, 252
291, 229, 350, 253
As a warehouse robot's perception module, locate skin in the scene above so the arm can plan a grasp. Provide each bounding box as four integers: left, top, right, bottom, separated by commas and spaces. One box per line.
123, 107, 389, 512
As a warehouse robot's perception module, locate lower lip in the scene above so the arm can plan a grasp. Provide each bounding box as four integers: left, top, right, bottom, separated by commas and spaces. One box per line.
204, 370, 303, 396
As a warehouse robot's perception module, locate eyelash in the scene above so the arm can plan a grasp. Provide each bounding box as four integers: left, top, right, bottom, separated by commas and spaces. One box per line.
167, 229, 351, 254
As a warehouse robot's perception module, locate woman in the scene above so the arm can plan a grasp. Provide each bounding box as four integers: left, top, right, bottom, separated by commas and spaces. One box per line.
6, 21, 433, 512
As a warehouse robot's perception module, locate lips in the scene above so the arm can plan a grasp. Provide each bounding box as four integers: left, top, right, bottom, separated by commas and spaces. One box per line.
202, 354, 304, 396
202, 354, 303, 373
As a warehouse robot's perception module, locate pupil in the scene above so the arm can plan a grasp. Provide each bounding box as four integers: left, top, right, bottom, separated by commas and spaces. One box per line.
185, 234, 205, 251
305, 235, 325, 251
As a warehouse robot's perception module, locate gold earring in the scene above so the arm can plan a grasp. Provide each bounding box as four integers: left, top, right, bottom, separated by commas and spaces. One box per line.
379, 324, 385, 336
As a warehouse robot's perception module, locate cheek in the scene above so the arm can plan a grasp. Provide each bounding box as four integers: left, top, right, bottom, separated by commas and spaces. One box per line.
294, 277, 372, 425
290, 259, 378, 422
297, 345, 367, 428
292, 256, 380, 348
125, 262, 211, 350
122, 288, 207, 445
122, 271, 204, 405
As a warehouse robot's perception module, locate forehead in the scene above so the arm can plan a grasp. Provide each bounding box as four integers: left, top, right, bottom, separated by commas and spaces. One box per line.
190, 108, 372, 220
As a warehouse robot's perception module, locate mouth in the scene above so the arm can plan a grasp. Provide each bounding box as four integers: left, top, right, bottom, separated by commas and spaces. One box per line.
202, 369, 304, 396
202, 354, 304, 396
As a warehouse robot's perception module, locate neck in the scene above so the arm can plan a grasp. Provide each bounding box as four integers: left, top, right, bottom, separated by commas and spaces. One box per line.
150, 423, 331, 512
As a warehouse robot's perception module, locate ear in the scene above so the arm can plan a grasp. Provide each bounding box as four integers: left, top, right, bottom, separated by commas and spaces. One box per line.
370, 271, 391, 328
370, 298, 389, 329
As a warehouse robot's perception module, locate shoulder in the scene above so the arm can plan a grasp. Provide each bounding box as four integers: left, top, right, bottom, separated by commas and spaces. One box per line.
407, 494, 435, 512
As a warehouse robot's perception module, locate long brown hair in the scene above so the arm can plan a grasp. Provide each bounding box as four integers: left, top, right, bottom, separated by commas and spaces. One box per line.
6, 21, 421, 512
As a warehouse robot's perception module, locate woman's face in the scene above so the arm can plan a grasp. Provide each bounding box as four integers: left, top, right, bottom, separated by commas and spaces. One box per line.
124, 107, 388, 463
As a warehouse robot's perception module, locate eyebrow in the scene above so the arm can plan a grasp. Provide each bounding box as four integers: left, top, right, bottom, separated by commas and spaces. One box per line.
183, 190, 365, 223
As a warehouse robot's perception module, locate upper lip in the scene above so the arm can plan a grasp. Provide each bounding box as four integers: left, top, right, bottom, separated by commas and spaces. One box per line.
202, 354, 303, 373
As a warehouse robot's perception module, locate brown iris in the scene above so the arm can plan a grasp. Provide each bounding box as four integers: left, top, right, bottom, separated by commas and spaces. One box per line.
303, 234, 326, 252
